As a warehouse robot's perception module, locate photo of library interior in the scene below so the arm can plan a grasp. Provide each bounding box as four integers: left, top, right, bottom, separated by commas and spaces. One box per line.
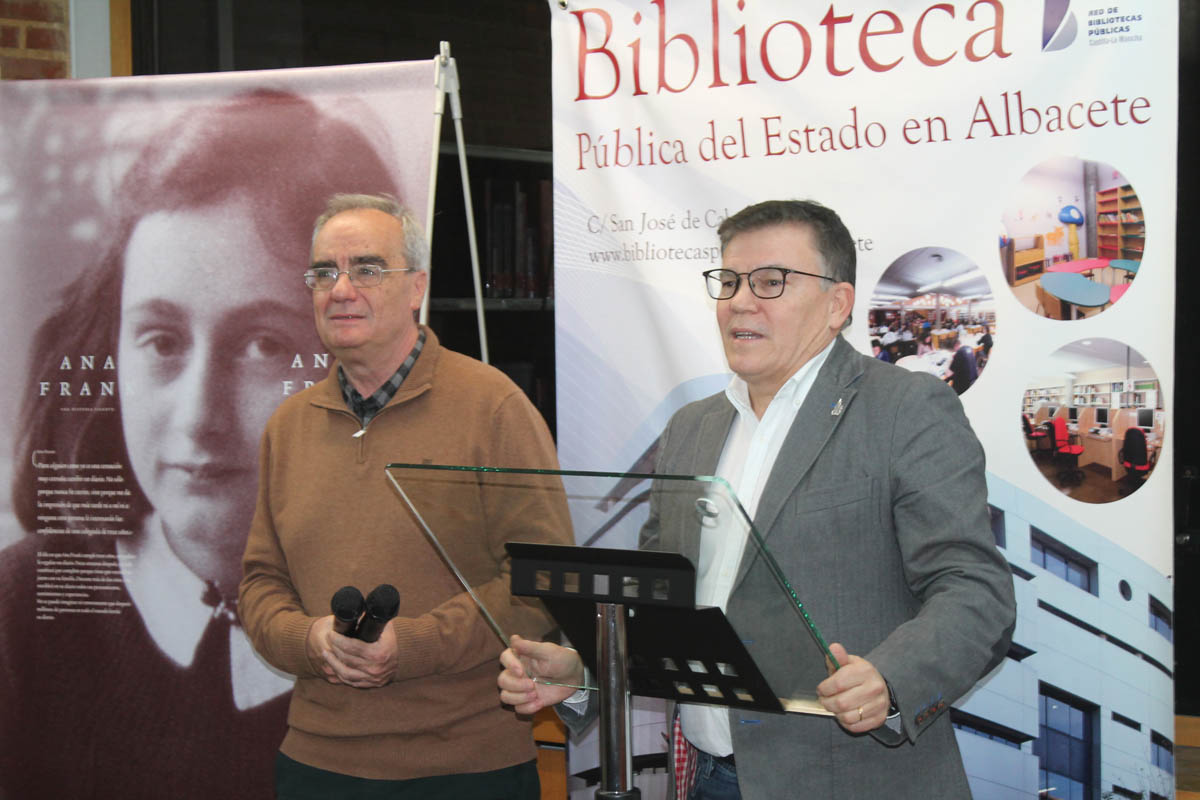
868, 247, 995, 396
999, 156, 1144, 320
1021, 338, 1163, 503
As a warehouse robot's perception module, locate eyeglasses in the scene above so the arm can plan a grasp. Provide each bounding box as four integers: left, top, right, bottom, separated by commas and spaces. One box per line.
702, 267, 831, 300
303, 264, 416, 291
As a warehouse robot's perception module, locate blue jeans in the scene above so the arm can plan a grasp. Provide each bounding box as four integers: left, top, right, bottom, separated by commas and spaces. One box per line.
687, 750, 742, 800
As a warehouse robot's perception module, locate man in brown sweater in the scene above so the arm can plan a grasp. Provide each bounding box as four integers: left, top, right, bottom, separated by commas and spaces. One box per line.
239, 193, 570, 799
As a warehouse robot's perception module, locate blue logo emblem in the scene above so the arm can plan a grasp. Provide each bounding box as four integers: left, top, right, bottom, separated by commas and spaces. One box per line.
1043, 0, 1078, 51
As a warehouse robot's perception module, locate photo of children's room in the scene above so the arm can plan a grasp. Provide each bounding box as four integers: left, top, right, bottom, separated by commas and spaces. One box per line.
999, 156, 1144, 320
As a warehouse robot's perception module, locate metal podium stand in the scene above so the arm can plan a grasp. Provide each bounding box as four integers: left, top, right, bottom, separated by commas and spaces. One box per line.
508, 543, 823, 800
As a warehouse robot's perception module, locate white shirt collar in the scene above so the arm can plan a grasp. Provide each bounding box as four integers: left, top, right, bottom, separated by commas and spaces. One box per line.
724, 336, 838, 418
117, 515, 293, 710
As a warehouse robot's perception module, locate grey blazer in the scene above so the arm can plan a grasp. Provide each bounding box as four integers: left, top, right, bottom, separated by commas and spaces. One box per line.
562, 336, 1015, 799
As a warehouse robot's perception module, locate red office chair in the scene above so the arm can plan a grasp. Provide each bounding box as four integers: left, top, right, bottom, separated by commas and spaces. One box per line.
1022, 414, 1052, 462
1117, 427, 1154, 494
1051, 416, 1084, 486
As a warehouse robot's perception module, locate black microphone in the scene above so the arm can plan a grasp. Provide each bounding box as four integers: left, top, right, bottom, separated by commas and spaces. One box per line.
354, 584, 400, 643
330, 585, 365, 636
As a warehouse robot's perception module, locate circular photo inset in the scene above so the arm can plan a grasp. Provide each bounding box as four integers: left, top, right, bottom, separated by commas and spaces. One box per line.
999, 155, 1144, 321
1020, 338, 1163, 503
868, 247, 995, 396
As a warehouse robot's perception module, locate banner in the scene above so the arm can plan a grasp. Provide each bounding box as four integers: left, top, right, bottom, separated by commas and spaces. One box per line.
551, 3, 1176, 798
0, 61, 436, 797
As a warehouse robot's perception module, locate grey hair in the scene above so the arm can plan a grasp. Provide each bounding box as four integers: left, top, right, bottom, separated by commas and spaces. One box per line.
717, 199, 855, 288
312, 192, 430, 272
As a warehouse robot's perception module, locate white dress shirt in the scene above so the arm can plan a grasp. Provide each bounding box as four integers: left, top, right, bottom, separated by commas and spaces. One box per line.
681, 338, 835, 757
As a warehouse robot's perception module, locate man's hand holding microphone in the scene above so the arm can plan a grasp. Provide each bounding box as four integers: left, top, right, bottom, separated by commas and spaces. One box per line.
307, 584, 400, 688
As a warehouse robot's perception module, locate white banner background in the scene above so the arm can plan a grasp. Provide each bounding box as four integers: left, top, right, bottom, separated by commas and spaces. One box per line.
551, 2, 1176, 797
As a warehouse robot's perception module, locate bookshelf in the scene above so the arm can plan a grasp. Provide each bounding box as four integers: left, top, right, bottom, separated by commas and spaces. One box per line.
428, 144, 557, 433
1072, 383, 1115, 407
1118, 185, 1145, 261
1119, 379, 1159, 409
1096, 187, 1119, 259
1070, 380, 1159, 410
1096, 185, 1144, 262
1023, 386, 1064, 416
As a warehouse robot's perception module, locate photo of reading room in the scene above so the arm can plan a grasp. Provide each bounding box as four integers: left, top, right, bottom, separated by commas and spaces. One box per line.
999, 156, 1144, 321
868, 247, 995, 397
1021, 338, 1164, 504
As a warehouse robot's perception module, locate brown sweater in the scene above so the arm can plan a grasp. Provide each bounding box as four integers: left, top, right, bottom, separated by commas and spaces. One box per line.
239, 328, 571, 780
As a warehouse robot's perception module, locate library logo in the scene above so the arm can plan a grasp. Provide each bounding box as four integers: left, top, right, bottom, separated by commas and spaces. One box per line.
1042, 0, 1078, 51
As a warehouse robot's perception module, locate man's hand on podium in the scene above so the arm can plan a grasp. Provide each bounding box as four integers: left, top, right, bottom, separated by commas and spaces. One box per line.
816, 642, 890, 733
498, 634, 585, 714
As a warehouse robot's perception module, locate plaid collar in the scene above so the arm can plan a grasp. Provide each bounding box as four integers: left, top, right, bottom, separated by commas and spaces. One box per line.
337, 328, 426, 428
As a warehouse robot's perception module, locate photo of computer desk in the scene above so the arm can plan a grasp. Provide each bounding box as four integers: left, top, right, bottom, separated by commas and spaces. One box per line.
1031, 404, 1162, 502
1071, 407, 1161, 483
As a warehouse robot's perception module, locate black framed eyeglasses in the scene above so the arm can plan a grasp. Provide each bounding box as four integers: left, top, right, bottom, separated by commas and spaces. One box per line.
702, 267, 831, 300
304, 264, 416, 291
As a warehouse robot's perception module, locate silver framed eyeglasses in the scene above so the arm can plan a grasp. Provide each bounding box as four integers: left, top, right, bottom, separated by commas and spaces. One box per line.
303, 264, 416, 290
702, 267, 831, 300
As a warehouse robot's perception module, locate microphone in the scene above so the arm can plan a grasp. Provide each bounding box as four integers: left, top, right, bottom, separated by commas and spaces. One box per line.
354, 584, 400, 643
330, 585, 365, 636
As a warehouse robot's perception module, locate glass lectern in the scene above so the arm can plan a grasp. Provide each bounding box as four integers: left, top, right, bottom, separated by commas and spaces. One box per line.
385, 464, 840, 799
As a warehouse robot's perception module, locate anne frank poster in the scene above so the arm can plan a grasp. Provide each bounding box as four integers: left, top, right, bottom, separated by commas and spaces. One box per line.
0, 62, 434, 797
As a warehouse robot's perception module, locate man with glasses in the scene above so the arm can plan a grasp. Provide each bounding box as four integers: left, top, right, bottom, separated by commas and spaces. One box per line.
499, 199, 1014, 800
240, 193, 570, 799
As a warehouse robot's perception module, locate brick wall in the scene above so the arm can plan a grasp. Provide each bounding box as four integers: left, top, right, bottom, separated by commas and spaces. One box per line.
0, 0, 70, 80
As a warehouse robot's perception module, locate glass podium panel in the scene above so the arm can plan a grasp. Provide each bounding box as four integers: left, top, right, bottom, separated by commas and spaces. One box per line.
385, 463, 837, 716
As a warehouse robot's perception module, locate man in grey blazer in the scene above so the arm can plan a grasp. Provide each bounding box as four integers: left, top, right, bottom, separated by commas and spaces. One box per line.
499, 200, 1016, 799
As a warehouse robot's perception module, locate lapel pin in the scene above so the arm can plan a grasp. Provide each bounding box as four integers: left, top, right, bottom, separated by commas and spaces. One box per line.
831, 398, 844, 416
